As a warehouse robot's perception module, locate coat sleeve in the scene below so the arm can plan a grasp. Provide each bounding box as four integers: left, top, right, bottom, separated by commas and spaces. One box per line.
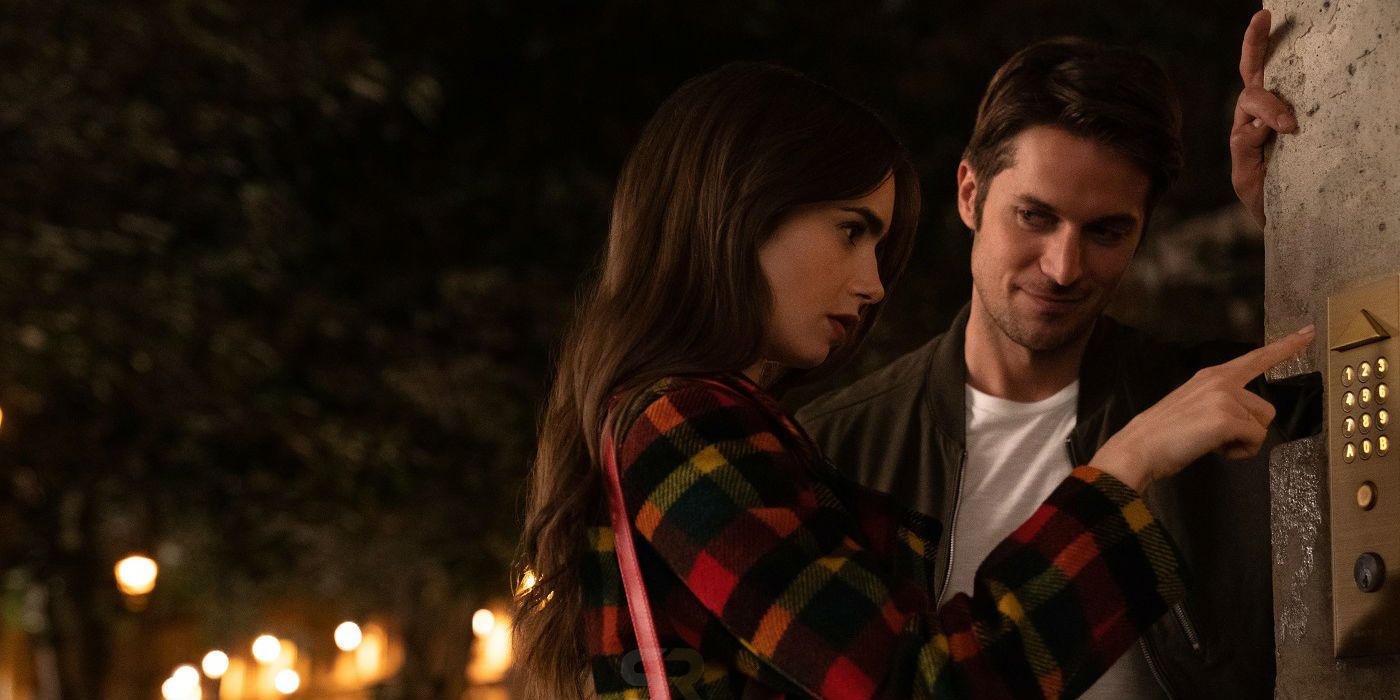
615, 379, 1183, 700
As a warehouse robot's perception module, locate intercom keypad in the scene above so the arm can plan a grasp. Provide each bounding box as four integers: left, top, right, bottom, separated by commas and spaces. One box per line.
1329, 275, 1400, 658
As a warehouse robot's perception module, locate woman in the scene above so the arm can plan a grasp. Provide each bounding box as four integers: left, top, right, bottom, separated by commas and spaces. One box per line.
514, 63, 1309, 699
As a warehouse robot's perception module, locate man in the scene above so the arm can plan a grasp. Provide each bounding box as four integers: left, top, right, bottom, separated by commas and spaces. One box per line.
797, 18, 1315, 700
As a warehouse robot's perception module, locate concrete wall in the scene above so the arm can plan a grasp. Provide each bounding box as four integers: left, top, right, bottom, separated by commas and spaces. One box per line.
1264, 0, 1400, 696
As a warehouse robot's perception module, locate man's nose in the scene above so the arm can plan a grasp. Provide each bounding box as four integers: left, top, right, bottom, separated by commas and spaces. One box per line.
1040, 229, 1083, 287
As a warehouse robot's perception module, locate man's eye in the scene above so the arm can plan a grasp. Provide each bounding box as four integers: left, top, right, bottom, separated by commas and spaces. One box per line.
1090, 226, 1131, 243
1017, 209, 1053, 228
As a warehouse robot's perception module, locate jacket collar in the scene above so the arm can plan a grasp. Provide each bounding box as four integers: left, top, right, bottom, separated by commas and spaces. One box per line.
925, 302, 1130, 451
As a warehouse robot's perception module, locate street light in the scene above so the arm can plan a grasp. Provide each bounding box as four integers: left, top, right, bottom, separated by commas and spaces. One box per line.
334, 621, 362, 652
252, 635, 281, 664
472, 609, 496, 638
201, 650, 229, 679
114, 555, 158, 596
174, 665, 199, 684
274, 669, 300, 695
161, 666, 201, 700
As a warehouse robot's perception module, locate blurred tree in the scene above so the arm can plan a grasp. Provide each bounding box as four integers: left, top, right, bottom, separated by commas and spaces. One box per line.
0, 0, 1259, 697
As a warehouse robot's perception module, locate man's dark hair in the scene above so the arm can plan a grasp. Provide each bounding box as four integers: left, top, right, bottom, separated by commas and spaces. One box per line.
963, 37, 1183, 227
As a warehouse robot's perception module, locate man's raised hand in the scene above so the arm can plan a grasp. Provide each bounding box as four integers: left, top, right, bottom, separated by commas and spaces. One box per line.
1231, 9, 1299, 228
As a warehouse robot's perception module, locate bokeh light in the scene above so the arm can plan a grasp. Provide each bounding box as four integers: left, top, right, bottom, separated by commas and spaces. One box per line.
334, 621, 363, 651
274, 669, 301, 694
252, 635, 281, 664
201, 650, 229, 679
160, 667, 201, 700
114, 555, 158, 596
471, 609, 496, 638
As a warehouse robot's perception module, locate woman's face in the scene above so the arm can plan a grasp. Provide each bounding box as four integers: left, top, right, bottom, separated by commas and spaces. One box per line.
756, 175, 895, 370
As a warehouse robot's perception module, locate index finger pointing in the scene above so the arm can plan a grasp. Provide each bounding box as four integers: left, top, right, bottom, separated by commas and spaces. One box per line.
1240, 9, 1272, 88
1220, 324, 1315, 383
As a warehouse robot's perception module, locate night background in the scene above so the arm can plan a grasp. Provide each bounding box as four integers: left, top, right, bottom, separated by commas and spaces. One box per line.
0, 1, 1267, 698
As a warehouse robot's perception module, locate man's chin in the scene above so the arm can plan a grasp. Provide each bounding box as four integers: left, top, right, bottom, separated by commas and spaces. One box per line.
1000, 312, 1096, 353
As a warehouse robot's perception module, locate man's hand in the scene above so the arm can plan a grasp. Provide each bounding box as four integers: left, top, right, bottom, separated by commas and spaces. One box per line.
1231, 9, 1298, 229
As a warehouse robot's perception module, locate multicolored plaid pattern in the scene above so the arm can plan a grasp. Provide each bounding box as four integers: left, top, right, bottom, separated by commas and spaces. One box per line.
581, 374, 1182, 699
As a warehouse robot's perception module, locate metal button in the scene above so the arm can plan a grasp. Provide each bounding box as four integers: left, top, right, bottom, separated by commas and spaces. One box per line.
1362, 413, 1373, 433
1381, 410, 1390, 429
1362, 362, 1374, 382
1361, 388, 1373, 408
1379, 357, 1389, 377
1381, 435, 1391, 456
1363, 439, 1374, 459
1345, 416, 1357, 437
1345, 391, 1357, 411
1346, 443, 1358, 463
1344, 366, 1356, 386
1358, 481, 1377, 510
1380, 383, 1389, 404
1356, 552, 1386, 593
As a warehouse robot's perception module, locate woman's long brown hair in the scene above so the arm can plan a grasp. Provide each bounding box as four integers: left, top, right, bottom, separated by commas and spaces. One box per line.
513, 62, 920, 698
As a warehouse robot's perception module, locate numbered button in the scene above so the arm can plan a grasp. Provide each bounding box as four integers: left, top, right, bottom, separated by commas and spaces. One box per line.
1362, 413, 1374, 433
1381, 435, 1391, 456
1345, 391, 1357, 411
1363, 439, 1375, 459
1346, 443, 1358, 463
1345, 416, 1357, 437
1344, 366, 1357, 386
1362, 388, 1373, 408
1362, 362, 1374, 382
1379, 357, 1389, 377
1381, 409, 1390, 429
1380, 383, 1389, 404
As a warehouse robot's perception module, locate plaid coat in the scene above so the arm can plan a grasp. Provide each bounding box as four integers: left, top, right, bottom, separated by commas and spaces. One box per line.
581, 374, 1182, 699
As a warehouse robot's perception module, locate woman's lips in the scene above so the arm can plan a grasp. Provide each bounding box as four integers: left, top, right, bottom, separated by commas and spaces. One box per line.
828, 315, 856, 344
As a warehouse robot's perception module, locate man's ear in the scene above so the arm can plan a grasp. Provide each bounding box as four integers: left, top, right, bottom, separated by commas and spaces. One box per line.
956, 161, 979, 232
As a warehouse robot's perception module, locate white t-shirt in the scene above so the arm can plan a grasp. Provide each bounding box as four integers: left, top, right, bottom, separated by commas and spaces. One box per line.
950, 381, 1165, 700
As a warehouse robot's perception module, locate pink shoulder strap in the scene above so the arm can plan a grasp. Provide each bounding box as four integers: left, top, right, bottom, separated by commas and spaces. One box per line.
601, 412, 672, 700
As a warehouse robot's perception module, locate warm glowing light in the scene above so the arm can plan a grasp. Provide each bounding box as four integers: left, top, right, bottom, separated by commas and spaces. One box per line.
274, 669, 301, 694
335, 621, 363, 651
221, 657, 248, 698
0, 405, 5, 430
201, 650, 229, 679
252, 635, 282, 664
173, 665, 200, 687
161, 667, 202, 700
279, 639, 299, 666
472, 609, 496, 638
468, 612, 513, 685
518, 570, 537, 594
355, 623, 388, 679
114, 555, 158, 596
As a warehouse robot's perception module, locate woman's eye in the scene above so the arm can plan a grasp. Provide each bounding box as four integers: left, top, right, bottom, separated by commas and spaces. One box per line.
840, 221, 868, 241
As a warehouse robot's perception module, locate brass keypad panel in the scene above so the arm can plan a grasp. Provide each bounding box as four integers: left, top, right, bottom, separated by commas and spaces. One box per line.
1329, 275, 1400, 658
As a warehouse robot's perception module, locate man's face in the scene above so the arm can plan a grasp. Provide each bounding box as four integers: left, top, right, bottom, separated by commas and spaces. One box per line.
958, 126, 1150, 353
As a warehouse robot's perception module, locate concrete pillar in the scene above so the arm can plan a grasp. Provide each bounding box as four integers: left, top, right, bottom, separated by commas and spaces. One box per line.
1264, 0, 1400, 696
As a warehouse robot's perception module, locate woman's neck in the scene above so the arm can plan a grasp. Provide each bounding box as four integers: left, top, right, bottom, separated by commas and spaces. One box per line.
743, 360, 785, 387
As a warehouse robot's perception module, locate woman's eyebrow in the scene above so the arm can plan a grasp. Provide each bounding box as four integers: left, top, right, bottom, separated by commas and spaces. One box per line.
840, 207, 886, 235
